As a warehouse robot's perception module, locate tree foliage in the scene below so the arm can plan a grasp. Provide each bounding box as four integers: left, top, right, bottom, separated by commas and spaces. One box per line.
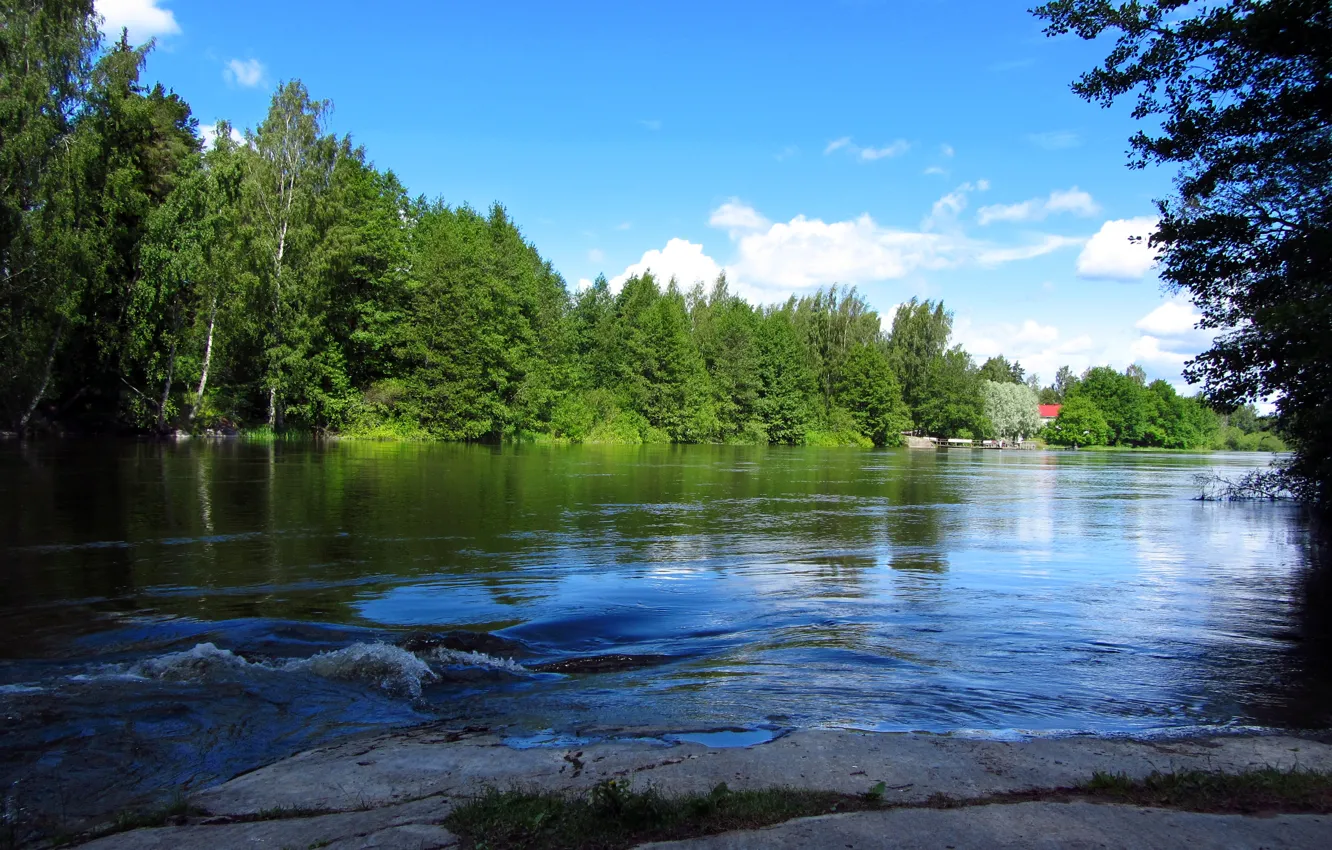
982, 380, 1042, 441
0, 5, 1253, 457
1046, 394, 1112, 446
1035, 0, 1331, 502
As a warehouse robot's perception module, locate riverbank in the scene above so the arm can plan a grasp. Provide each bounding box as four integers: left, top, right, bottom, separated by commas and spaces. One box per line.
52, 728, 1332, 849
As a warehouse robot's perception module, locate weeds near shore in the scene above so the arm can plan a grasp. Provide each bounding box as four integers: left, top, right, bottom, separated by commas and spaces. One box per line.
445, 780, 880, 850
446, 768, 1332, 850
1082, 767, 1332, 814
1194, 469, 1293, 501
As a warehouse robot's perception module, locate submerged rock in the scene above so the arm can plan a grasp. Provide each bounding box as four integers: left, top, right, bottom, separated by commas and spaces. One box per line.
531, 653, 676, 674
396, 630, 533, 659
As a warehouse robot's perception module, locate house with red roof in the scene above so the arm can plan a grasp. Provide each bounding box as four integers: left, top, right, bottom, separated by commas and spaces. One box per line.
1039, 404, 1062, 425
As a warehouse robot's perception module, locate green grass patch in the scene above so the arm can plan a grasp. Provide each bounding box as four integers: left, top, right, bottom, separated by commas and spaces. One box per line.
445, 780, 885, 850
447, 769, 1332, 849
1081, 767, 1332, 814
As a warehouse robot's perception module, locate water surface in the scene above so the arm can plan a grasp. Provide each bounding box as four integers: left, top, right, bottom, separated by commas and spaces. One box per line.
1, 441, 1327, 826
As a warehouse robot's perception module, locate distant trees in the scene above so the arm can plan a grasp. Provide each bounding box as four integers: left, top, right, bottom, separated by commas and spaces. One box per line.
1037, 364, 1218, 449
979, 355, 1025, 385
1046, 395, 1111, 447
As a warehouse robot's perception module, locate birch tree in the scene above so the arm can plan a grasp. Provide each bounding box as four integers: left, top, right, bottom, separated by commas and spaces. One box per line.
247, 81, 335, 428
133, 124, 247, 429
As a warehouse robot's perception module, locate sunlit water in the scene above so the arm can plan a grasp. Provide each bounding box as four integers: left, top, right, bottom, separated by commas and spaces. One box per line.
1, 441, 1328, 827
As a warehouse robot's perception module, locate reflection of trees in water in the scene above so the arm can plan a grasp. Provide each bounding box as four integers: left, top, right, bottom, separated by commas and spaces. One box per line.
879, 455, 956, 576
801, 553, 876, 599
1253, 522, 1332, 729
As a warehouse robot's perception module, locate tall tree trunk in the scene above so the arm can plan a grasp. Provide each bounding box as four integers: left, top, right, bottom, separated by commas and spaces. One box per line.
18, 319, 63, 434
157, 337, 177, 433
189, 294, 218, 424
266, 220, 288, 428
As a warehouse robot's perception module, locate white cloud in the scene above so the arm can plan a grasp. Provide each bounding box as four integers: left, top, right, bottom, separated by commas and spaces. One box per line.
953, 297, 1217, 390
708, 199, 770, 234
1130, 334, 1191, 368
977, 235, 1085, 265
224, 58, 265, 88
824, 137, 853, 155
977, 200, 1039, 225
940, 144, 955, 158
604, 189, 1100, 309
588, 248, 605, 264
858, 140, 911, 161
954, 315, 1096, 382
1027, 131, 1082, 150
1135, 298, 1200, 336
824, 136, 911, 161
712, 195, 1075, 301
923, 181, 988, 231
1129, 295, 1214, 374
96, 0, 180, 43
1076, 217, 1160, 280
923, 166, 949, 177
977, 187, 1099, 225
199, 122, 244, 148
615, 221, 633, 231
1046, 188, 1099, 216
727, 214, 949, 293
608, 239, 724, 294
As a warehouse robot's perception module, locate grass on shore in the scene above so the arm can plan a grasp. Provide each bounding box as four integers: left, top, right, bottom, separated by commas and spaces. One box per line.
1082, 767, 1332, 814
444, 780, 884, 850
445, 769, 1332, 850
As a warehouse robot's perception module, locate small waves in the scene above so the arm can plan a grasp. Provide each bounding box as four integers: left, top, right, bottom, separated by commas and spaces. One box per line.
131, 641, 258, 682
424, 647, 528, 673
287, 643, 437, 698
4, 640, 533, 703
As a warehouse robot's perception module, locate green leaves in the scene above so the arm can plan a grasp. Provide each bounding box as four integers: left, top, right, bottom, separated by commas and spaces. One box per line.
1037, 0, 1332, 501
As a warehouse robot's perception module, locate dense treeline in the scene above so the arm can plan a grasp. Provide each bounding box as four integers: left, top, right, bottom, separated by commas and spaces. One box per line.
0, 5, 1233, 451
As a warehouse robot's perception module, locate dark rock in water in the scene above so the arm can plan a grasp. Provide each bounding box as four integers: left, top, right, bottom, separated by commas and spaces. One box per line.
530, 654, 675, 674
397, 630, 532, 659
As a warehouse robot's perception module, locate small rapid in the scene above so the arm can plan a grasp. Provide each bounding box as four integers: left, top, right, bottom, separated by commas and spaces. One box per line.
24, 639, 534, 701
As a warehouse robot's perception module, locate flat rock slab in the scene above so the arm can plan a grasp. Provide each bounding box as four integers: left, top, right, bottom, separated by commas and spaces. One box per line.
639, 801, 1332, 849
194, 729, 1332, 817
78, 798, 456, 850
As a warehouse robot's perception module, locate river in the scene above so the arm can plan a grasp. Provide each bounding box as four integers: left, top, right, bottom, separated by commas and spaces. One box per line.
1, 441, 1327, 828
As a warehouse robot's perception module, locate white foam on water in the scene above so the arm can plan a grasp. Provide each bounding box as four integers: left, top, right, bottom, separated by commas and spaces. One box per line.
130, 642, 259, 682
43, 640, 531, 701
426, 647, 528, 673
285, 643, 437, 699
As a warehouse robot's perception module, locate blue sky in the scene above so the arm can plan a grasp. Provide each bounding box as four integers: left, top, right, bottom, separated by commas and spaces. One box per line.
99, 0, 1212, 391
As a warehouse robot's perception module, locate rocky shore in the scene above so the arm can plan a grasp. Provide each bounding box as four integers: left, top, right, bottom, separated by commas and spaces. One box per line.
65, 727, 1332, 849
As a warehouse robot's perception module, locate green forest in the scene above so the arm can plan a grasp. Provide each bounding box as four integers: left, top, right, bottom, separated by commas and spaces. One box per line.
0, 4, 1268, 451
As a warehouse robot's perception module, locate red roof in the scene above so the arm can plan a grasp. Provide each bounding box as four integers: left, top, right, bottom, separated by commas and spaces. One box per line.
1039, 404, 1062, 418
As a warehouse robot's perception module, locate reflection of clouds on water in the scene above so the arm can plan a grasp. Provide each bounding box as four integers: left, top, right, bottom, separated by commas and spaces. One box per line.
3, 442, 1326, 833
356, 578, 559, 626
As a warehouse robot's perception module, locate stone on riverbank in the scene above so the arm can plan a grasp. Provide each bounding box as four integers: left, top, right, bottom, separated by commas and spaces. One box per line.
73, 730, 1332, 849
